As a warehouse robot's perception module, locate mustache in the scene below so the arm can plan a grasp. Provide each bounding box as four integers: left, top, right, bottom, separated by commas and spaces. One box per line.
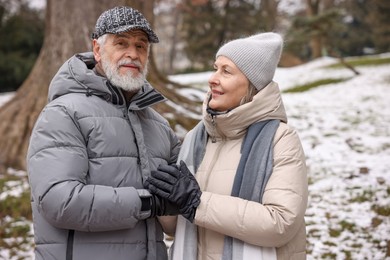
118, 59, 142, 69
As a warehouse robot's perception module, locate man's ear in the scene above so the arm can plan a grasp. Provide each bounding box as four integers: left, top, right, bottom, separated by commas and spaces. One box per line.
92, 39, 101, 62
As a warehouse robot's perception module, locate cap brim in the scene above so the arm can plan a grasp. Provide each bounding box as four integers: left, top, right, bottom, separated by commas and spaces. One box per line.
107, 25, 159, 43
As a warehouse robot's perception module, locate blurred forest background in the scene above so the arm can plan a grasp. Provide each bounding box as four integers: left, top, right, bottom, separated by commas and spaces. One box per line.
0, 0, 389, 172
0, 0, 389, 258
1, 0, 389, 93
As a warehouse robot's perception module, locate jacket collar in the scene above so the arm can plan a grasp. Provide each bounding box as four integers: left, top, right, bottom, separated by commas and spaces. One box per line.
128, 82, 166, 110
48, 52, 166, 110
203, 81, 287, 140
104, 80, 167, 110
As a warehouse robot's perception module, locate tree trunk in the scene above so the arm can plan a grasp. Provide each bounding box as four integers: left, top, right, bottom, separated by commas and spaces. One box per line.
261, 0, 279, 31
309, 35, 322, 58
0, 0, 200, 172
306, 0, 323, 59
0, 0, 112, 171
167, 8, 180, 74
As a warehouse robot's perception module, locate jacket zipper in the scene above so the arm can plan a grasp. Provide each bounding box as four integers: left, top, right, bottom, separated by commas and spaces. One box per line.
201, 140, 224, 260
210, 115, 217, 143
66, 229, 74, 260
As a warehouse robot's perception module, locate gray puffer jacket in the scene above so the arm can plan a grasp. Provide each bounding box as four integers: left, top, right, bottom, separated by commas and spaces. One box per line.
27, 52, 181, 260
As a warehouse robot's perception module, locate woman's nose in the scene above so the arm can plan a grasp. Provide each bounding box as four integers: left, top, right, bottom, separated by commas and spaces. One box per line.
208, 72, 219, 86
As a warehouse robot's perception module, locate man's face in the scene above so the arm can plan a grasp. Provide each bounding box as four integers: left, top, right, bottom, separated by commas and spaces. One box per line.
93, 30, 150, 92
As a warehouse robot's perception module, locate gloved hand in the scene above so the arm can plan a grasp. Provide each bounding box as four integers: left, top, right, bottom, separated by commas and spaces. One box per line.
140, 192, 180, 218
147, 160, 201, 222
150, 194, 180, 217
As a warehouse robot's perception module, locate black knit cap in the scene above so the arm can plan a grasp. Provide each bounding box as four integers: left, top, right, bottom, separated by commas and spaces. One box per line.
91, 6, 159, 43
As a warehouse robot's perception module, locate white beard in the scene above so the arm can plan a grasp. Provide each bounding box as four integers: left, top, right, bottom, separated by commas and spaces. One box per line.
101, 52, 148, 93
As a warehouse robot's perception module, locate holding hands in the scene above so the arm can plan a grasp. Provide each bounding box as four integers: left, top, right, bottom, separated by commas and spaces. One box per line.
146, 161, 202, 222
147, 193, 180, 218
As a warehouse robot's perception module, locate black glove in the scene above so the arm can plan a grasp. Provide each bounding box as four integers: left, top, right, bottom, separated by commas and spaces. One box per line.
152, 194, 180, 217
140, 191, 180, 218
147, 160, 201, 222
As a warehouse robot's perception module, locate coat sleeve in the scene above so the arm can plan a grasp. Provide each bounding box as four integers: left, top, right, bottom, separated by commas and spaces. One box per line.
27, 104, 147, 232
168, 128, 181, 165
194, 124, 308, 247
156, 121, 181, 235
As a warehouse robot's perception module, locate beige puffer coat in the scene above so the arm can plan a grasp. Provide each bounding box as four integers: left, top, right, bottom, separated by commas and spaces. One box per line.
193, 82, 308, 260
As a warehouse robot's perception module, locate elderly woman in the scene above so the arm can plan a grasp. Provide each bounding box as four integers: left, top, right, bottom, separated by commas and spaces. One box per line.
148, 32, 308, 260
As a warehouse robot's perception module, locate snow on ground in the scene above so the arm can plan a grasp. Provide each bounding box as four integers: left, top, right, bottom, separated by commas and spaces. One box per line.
280, 64, 390, 259
1, 55, 389, 259
0, 92, 15, 107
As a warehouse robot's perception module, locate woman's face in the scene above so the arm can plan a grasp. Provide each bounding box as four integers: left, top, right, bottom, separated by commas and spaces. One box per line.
208, 56, 249, 112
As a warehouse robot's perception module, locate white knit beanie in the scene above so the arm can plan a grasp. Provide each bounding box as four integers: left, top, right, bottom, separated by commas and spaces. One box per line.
216, 32, 283, 90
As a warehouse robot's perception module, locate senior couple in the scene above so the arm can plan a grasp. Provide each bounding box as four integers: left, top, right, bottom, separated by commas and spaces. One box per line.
27, 5, 308, 260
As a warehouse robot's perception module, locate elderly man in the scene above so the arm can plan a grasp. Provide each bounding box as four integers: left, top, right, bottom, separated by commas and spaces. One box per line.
27, 6, 180, 260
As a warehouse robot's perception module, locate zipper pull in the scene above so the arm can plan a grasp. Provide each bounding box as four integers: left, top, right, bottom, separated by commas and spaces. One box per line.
211, 115, 217, 143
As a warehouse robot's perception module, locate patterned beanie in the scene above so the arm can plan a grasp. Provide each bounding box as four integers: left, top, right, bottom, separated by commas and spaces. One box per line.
216, 32, 283, 90
91, 6, 159, 43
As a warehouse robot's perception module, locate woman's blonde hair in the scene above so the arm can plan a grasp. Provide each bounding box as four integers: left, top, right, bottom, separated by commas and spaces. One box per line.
240, 83, 258, 106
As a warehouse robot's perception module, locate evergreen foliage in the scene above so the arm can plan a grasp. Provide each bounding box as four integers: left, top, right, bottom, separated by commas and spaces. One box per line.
0, 0, 44, 93
180, 0, 267, 71
332, 0, 373, 56
286, 8, 343, 60
367, 0, 390, 53
1, 0, 389, 86
285, 0, 390, 61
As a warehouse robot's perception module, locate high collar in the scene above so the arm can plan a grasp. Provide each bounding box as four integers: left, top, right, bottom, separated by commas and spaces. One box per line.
48, 52, 166, 110
203, 81, 287, 141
